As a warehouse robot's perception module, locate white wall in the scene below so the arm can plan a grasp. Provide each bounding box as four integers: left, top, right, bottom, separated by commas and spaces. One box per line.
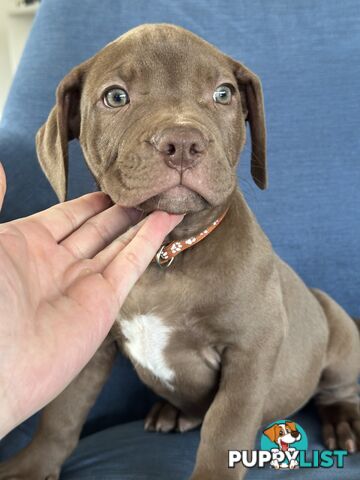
0, 0, 13, 118
0, 0, 37, 118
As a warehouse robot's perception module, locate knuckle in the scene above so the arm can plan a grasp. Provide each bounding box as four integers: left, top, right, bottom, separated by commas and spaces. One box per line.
136, 232, 158, 251
72, 242, 87, 259
63, 259, 95, 285
0, 225, 26, 246
56, 205, 78, 231
114, 236, 129, 250
124, 250, 143, 275
86, 220, 109, 244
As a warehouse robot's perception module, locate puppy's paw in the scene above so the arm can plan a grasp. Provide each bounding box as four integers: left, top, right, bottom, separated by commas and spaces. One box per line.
318, 401, 360, 453
0, 451, 60, 480
144, 401, 202, 433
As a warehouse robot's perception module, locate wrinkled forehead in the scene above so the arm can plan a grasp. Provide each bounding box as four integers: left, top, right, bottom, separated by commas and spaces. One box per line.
88, 27, 234, 92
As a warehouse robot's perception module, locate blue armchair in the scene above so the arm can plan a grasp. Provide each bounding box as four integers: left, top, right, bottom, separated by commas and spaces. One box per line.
0, 0, 359, 478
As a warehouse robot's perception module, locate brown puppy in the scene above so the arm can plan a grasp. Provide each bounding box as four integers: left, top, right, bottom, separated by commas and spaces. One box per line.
0, 24, 359, 480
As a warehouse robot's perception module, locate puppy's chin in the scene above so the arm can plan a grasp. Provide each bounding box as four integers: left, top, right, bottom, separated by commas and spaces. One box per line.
137, 185, 208, 214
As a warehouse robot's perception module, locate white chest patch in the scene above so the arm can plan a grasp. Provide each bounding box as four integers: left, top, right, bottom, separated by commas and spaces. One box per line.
120, 314, 175, 389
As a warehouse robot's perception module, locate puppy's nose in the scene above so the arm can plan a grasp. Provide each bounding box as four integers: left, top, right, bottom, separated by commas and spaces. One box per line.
291, 430, 300, 439
153, 127, 208, 171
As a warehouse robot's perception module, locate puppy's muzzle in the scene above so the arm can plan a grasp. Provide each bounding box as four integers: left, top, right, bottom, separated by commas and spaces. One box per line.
151, 126, 208, 172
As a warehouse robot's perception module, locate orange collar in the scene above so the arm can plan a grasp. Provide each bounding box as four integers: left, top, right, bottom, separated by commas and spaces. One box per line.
154, 208, 229, 268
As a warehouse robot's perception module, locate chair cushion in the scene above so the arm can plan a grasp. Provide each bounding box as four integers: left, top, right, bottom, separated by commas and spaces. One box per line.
2, 405, 359, 479
60, 408, 360, 479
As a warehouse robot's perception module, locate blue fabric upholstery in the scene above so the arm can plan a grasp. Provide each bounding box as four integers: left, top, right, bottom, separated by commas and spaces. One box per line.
0, 0, 359, 478
3, 409, 360, 479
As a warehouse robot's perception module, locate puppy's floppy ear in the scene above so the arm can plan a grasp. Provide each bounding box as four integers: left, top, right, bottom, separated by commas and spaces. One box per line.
36, 61, 89, 202
234, 62, 267, 189
285, 421, 297, 432
263, 424, 279, 443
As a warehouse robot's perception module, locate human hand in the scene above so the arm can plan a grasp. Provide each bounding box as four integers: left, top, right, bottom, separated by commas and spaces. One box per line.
0, 163, 183, 437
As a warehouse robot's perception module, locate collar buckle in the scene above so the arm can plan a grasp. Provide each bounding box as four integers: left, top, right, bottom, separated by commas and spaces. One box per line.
155, 244, 174, 269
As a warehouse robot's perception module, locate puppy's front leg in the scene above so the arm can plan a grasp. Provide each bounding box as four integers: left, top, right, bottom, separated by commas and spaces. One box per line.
190, 343, 280, 480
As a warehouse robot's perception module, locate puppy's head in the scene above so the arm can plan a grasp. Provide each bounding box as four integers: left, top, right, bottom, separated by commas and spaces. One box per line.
263, 422, 301, 449
37, 24, 266, 214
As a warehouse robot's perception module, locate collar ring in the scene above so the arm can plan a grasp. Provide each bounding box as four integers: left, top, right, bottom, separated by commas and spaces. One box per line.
155, 245, 174, 269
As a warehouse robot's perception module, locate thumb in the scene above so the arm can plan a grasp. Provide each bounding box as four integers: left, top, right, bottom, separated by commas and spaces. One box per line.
0, 163, 7, 211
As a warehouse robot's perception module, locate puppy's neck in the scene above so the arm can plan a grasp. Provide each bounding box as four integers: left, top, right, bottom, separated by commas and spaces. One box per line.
166, 190, 236, 241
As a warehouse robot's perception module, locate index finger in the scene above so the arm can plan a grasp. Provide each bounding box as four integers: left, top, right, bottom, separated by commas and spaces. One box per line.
22, 192, 141, 242
0, 163, 7, 211
27, 192, 113, 241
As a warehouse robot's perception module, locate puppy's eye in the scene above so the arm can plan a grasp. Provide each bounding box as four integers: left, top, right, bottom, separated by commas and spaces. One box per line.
104, 88, 129, 108
213, 84, 233, 105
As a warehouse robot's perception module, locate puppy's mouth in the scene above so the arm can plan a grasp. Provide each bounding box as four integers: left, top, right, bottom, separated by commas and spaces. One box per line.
136, 185, 209, 214
280, 440, 289, 451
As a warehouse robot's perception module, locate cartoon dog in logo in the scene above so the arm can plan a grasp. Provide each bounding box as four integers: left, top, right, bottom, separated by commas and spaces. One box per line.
263, 421, 302, 469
